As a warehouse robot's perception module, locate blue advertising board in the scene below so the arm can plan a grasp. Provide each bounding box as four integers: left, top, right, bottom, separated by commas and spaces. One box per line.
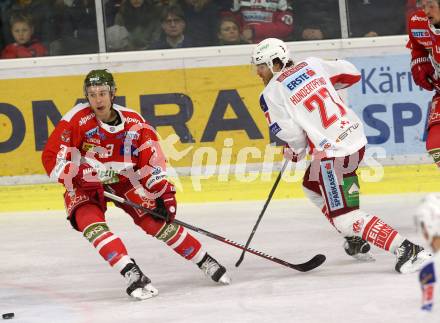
347, 54, 433, 156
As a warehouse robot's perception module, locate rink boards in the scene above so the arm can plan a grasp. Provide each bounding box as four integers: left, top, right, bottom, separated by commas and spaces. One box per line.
0, 36, 432, 176
0, 163, 438, 212
0, 36, 439, 212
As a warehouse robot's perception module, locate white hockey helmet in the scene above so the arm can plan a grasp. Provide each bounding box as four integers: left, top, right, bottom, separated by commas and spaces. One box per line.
251, 38, 290, 73
415, 193, 440, 244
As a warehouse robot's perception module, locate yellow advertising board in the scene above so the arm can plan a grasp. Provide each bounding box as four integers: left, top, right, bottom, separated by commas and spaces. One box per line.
0, 65, 284, 176
0, 51, 438, 213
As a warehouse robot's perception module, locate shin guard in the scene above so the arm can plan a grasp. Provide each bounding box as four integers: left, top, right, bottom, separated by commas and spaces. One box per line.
83, 222, 129, 266
361, 216, 403, 252
333, 211, 404, 252
76, 204, 130, 269
154, 223, 203, 262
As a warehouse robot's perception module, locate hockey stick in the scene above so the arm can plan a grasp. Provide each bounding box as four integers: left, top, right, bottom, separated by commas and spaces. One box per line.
103, 191, 326, 272
235, 159, 289, 267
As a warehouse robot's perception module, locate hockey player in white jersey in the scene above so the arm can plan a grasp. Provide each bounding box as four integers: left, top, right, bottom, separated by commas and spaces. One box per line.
415, 193, 440, 311
251, 37, 431, 273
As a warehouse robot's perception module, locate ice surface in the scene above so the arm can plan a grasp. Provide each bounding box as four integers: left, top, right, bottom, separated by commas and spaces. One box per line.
0, 194, 436, 323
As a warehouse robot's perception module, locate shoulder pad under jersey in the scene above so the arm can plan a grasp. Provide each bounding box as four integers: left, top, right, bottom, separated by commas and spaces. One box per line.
116, 104, 146, 125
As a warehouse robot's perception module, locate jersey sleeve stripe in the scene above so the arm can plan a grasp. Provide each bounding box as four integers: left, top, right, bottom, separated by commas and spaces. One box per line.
330, 73, 361, 90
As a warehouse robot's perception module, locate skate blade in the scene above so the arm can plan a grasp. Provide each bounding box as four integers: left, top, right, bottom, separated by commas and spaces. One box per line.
351, 252, 375, 262
399, 251, 432, 274
130, 284, 159, 300
218, 273, 231, 285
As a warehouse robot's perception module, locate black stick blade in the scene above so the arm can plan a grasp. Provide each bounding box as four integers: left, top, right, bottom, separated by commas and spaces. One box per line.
288, 254, 326, 272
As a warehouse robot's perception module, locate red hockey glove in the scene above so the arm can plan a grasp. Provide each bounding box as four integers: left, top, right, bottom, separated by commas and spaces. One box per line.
72, 163, 103, 191
70, 163, 105, 206
283, 144, 299, 162
411, 57, 435, 91
152, 183, 176, 223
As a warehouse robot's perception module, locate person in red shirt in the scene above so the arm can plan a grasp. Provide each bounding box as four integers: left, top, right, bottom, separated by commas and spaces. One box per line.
407, 0, 440, 168
226, 0, 293, 43
42, 69, 230, 300
1, 12, 47, 59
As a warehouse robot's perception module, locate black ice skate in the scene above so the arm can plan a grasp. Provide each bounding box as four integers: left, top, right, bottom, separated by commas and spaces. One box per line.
121, 261, 159, 300
343, 236, 375, 262
395, 239, 432, 274
197, 253, 231, 285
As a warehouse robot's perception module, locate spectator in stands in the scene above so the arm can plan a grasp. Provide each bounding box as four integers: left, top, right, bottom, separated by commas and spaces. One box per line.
1, 0, 56, 47
150, 0, 178, 20
227, 0, 293, 43
347, 0, 406, 37
106, 24, 130, 52
181, 0, 219, 47
1, 12, 47, 58
0, 1, 12, 13
114, 0, 162, 50
217, 0, 232, 11
104, 0, 123, 27
48, 0, 67, 55
0, 16, 5, 51
53, 0, 98, 55
150, 5, 193, 49
292, 0, 341, 41
152, 0, 178, 10
217, 16, 248, 45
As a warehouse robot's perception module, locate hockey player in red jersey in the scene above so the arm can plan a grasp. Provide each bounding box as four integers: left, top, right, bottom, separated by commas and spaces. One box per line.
251, 38, 432, 273
42, 69, 230, 300
407, 0, 440, 168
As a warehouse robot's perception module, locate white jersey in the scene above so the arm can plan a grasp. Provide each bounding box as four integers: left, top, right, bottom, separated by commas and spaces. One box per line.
420, 252, 440, 312
260, 57, 367, 159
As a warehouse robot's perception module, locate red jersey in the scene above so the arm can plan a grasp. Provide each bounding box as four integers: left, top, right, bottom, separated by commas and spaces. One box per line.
231, 0, 293, 43
1, 40, 47, 59
42, 103, 168, 193
407, 10, 440, 73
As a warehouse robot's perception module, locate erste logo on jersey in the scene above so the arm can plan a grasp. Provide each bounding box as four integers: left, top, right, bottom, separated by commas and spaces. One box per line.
85, 126, 99, 138
412, 29, 429, 38
285, 69, 316, 91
